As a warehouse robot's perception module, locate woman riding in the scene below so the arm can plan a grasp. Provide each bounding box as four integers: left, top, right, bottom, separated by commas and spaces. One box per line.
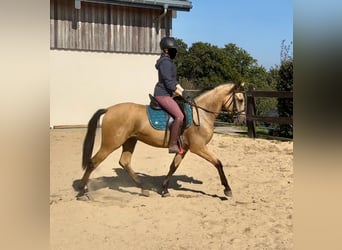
153, 37, 185, 154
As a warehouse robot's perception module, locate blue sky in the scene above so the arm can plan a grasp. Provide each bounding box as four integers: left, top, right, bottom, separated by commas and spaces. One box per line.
172, 0, 293, 70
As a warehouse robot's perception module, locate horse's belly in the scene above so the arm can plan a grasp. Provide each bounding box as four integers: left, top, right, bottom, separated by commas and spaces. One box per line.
136, 130, 169, 148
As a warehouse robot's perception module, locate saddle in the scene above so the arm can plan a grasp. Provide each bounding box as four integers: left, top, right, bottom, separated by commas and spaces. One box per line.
146, 94, 193, 131
149, 94, 162, 110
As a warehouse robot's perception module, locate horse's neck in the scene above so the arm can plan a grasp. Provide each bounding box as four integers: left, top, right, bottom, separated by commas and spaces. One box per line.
194, 89, 224, 124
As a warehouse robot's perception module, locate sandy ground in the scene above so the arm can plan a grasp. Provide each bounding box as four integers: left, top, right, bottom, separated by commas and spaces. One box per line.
50, 128, 293, 250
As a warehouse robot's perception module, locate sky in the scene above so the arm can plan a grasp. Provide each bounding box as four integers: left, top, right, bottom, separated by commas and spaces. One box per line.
172, 0, 293, 70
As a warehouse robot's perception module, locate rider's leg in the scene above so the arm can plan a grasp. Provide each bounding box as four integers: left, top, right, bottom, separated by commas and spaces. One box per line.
168, 117, 183, 153
154, 96, 184, 153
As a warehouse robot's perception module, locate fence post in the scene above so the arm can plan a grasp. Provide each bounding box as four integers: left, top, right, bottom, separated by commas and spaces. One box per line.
246, 85, 256, 138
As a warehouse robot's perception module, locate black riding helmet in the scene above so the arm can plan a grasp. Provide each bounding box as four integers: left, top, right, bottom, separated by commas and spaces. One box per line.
160, 37, 178, 59
160, 37, 178, 51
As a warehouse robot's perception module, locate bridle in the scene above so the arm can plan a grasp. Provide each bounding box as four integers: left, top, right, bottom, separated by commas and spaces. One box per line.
184, 90, 245, 126
225, 91, 246, 117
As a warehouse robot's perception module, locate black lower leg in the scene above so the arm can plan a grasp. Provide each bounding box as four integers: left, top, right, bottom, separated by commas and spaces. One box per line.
161, 172, 174, 197
216, 160, 232, 195
80, 162, 95, 189
161, 153, 186, 196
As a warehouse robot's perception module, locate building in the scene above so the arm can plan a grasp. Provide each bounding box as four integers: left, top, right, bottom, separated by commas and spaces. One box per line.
50, 0, 192, 127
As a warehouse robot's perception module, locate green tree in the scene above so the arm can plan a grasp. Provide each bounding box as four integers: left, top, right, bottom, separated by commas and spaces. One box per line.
174, 39, 195, 89
223, 44, 278, 117
277, 40, 293, 138
184, 42, 231, 88
223, 43, 257, 83
174, 38, 281, 116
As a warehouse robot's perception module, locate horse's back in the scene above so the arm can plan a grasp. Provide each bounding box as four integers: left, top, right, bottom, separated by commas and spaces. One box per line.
107, 102, 145, 111
103, 102, 147, 125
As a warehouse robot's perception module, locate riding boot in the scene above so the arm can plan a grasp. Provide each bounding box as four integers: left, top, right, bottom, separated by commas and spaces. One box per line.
168, 119, 183, 154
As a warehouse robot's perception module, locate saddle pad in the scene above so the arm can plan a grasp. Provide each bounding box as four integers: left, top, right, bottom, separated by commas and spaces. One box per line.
146, 103, 193, 130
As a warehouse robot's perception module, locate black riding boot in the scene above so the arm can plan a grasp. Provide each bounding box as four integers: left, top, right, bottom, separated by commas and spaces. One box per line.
168, 119, 183, 154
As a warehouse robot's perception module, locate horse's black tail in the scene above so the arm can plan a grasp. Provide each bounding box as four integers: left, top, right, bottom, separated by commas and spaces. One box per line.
82, 109, 107, 171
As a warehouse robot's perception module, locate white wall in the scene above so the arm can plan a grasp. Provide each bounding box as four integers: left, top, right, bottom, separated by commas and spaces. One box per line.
50, 50, 159, 127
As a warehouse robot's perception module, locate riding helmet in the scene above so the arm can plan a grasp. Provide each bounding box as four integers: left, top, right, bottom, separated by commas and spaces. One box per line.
160, 37, 177, 51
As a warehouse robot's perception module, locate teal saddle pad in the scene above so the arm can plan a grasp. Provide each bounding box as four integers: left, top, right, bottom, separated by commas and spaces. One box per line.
146, 103, 193, 130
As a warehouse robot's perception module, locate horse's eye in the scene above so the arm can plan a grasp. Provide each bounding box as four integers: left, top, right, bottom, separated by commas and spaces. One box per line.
235, 93, 244, 102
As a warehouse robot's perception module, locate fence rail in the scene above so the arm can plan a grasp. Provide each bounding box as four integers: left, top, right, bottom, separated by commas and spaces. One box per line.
245, 86, 293, 138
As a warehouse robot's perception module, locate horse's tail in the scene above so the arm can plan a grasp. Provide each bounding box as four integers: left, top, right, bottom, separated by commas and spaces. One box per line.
82, 108, 107, 170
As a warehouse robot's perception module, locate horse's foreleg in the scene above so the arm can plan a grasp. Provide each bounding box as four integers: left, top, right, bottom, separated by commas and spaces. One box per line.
161, 151, 188, 197
192, 146, 232, 197
119, 137, 149, 196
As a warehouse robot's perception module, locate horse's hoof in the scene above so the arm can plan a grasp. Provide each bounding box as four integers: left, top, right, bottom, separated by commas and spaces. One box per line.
76, 192, 91, 201
224, 189, 233, 197
161, 190, 170, 197
141, 189, 150, 197
72, 180, 86, 191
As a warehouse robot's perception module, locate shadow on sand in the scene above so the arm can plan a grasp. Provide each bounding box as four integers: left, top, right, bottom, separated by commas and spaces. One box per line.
73, 168, 228, 200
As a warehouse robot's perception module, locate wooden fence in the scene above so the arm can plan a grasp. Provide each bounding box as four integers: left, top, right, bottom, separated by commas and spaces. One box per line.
245, 85, 293, 138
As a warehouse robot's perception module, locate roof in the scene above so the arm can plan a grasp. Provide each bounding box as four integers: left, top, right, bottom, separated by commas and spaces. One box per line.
80, 0, 193, 11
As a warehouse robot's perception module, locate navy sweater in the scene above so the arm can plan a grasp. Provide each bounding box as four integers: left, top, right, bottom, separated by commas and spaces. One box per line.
153, 54, 177, 96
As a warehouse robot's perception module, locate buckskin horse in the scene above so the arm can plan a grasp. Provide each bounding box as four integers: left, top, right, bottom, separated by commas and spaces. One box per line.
77, 83, 246, 198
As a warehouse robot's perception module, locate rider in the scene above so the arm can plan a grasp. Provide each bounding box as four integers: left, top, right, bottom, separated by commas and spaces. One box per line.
153, 37, 185, 154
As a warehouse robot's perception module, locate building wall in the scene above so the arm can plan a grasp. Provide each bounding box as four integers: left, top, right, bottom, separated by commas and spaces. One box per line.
50, 0, 177, 127
50, 50, 159, 127
50, 0, 172, 53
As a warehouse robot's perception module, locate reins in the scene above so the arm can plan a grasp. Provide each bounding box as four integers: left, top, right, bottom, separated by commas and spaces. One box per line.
182, 91, 245, 126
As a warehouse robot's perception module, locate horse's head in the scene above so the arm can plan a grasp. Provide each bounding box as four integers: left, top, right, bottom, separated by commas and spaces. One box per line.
223, 82, 246, 125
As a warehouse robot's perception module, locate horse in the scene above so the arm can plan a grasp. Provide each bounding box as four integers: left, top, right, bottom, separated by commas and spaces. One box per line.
77, 83, 246, 199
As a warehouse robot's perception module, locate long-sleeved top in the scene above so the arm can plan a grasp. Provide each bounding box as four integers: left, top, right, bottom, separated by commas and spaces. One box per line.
153, 54, 177, 96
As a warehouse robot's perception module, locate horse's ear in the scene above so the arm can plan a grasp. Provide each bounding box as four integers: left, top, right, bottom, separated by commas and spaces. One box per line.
235, 82, 245, 91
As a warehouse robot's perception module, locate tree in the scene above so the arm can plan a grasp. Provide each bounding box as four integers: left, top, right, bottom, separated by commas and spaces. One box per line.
174, 38, 281, 117
174, 39, 196, 89
223, 43, 257, 83
182, 42, 232, 88
277, 40, 293, 138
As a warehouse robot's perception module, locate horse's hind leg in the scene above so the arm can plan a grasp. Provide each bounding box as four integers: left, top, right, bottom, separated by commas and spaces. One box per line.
119, 137, 149, 196
79, 146, 115, 193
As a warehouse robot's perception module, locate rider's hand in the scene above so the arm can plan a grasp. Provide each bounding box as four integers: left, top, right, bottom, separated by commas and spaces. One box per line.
176, 84, 184, 92
182, 90, 190, 101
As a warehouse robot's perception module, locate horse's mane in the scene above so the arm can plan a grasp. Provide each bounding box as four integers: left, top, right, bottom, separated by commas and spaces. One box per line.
194, 83, 236, 101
